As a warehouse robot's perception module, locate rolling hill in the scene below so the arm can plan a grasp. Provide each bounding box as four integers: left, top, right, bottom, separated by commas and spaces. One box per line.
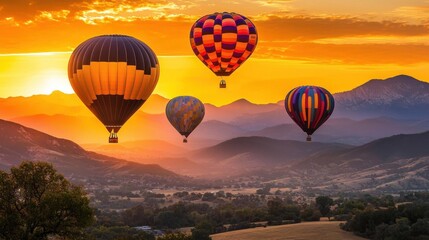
211, 221, 365, 240
247, 117, 429, 145
190, 137, 351, 177
0, 119, 177, 179
279, 131, 429, 192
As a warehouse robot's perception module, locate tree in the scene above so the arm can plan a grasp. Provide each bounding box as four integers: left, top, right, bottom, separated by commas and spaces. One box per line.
300, 207, 321, 222
0, 161, 94, 240
267, 197, 284, 221
316, 196, 334, 218
191, 221, 212, 240
157, 232, 192, 240
387, 218, 411, 240
411, 219, 429, 237
123, 205, 154, 227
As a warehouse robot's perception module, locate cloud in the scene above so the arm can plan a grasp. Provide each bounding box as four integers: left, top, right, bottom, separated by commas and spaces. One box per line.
0, 0, 194, 24
255, 14, 429, 41
0, 0, 81, 21
75, 0, 193, 24
1, 2, 429, 65
254, 0, 293, 7
255, 41, 429, 65
392, 5, 429, 23
251, 14, 429, 64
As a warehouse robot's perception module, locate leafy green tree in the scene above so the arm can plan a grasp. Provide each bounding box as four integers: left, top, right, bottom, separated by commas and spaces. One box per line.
155, 211, 180, 228
0, 161, 94, 240
387, 218, 411, 240
191, 221, 212, 240
411, 219, 429, 237
267, 197, 284, 221
202, 192, 216, 202
374, 223, 389, 240
300, 207, 321, 221
122, 205, 154, 227
316, 196, 334, 217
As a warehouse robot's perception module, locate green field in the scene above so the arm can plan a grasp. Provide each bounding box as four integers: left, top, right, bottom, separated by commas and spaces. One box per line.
211, 221, 365, 240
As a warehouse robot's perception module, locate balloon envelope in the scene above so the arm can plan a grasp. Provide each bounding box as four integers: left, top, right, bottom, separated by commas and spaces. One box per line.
68, 35, 160, 142
166, 96, 205, 142
284, 86, 335, 140
190, 12, 258, 77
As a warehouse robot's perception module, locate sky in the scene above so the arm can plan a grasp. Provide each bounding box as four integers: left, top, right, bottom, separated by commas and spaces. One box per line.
1, 0, 429, 105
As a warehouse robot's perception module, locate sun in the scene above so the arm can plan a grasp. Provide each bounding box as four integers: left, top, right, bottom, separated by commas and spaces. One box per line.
41, 71, 74, 95
0, 52, 74, 97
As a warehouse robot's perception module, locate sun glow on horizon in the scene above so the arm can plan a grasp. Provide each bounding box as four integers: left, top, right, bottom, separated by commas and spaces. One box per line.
1, 51, 429, 105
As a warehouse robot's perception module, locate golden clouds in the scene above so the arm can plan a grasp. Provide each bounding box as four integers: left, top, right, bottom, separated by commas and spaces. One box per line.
0, 0, 79, 22
0, 0, 196, 25
253, 14, 429, 64
1, 1, 429, 66
256, 15, 429, 40
393, 5, 429, 23
75, 0, 193, 24
256, 42, 429, 64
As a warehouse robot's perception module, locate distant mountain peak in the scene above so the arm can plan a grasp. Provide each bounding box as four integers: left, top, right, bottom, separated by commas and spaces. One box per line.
333, 75, 429, 119
50, 90, 68, 95
385, 74, 420, 82
350, 75, 423, 91
228, 98, 253, 106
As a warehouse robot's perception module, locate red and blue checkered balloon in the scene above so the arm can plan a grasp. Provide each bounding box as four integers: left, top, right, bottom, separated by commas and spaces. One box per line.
190, 12, 258, 77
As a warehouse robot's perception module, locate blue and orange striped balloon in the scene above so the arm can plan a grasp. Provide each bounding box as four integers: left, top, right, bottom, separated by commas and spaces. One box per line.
190, 12, 257, 87
284, 86, 335, 141
166, 96, 205, 143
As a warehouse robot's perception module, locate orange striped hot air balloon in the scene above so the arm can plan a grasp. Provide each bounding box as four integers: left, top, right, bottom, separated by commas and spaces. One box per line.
190, 12, 258, 88
68, 35, 160, 143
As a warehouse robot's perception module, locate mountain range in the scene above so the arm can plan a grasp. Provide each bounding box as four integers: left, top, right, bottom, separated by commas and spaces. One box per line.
0, 119, 176, 180
0, 74, 429, 192
186, 132, 429, 192
1, 116, 428, 192
334, 75, 429, 119
1, 75, 427, 147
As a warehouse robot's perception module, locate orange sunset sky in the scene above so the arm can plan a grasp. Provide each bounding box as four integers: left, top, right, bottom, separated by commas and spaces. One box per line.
1, 0, 429, 105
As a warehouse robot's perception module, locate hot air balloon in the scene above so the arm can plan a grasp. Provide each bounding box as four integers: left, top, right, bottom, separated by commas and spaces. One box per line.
190, 12, 258, 88
68, 35, 160, 143
166, 96, 205, 143
284, 86, 335, 141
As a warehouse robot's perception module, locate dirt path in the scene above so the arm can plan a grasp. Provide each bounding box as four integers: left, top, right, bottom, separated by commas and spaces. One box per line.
211, 221, 365, 240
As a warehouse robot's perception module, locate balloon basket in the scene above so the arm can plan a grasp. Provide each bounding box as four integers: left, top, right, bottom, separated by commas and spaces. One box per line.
183, 138, 188, 143
219, 79, 226, 88
306, 135, 312, 142
109, 130, 119, 143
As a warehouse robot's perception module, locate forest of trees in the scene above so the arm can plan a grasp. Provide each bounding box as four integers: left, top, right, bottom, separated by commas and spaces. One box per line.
341, 200, 429, 239
2, 161, 429, 240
